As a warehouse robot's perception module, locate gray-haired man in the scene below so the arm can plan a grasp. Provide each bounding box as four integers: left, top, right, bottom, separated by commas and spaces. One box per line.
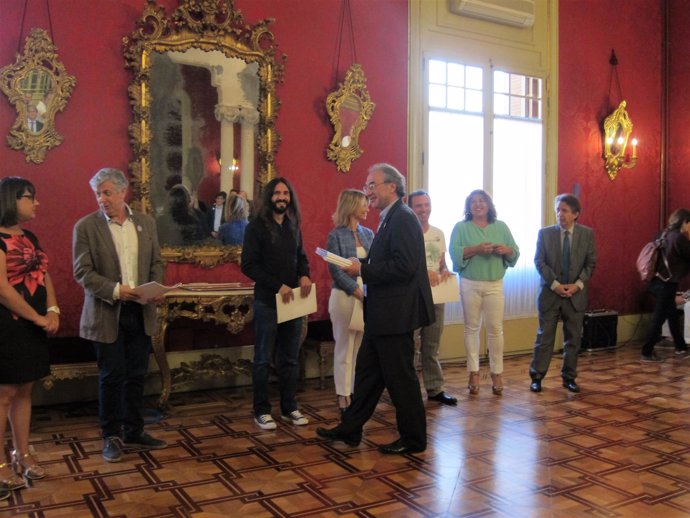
73, 168, 167, 462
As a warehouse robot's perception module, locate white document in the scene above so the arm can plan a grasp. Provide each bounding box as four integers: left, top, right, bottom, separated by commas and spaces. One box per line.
431, 275, 460, 304
276, 284, 318, 323
133, 282, 182, 304
348, 278, 364, 331
349, 299, 364, 331
315, 247, 353, 267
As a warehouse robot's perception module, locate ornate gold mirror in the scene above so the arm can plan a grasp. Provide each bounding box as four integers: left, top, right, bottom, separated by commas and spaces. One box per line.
123, 0, 284, 267
326, 64, 375, 173
0, 28, 76, 163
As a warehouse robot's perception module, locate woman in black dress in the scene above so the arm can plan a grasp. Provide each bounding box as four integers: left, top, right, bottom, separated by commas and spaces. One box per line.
0, 177, 59, 496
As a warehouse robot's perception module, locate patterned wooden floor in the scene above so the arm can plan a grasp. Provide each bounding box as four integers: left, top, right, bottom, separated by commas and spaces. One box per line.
2, 342, 690, 517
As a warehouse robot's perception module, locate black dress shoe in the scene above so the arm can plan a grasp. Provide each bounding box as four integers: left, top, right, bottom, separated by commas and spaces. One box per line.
378, 438, 425, 455
428, 391, 458, 406
529, 379, 542, 392
316, 427, 361, 447
562, 379, 580, 393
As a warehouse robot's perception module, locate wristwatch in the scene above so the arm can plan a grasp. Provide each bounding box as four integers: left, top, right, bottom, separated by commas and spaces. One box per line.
47, 306, 60, 315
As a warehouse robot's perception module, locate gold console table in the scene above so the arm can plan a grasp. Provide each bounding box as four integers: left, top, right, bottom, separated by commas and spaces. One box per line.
151, 283, 255, 410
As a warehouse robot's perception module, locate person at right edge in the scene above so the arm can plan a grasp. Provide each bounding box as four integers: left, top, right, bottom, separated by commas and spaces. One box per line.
640, 208, 690, 363
529, 193, 596, 394
317, 163, 434, 455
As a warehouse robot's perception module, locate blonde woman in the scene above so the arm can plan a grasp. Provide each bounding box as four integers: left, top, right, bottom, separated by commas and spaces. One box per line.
219, 194, 249, 245
326, 190, 374, 413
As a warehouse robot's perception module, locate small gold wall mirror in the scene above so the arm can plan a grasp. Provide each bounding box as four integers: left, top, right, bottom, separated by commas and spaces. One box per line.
602, 100, 637, 180
326, 64, 375, 173
0, 28, 75, 163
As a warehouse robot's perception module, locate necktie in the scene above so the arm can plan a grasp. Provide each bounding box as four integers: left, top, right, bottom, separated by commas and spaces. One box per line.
561, 230, 570, 284
30, 121, 35, 132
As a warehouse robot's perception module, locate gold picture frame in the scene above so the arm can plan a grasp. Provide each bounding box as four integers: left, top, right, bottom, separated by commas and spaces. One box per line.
326, 63, 375, 173
123, 0, 285, 267
0, 28, 76, 164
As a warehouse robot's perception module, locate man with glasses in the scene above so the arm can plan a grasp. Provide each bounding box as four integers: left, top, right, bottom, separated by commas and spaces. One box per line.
317, 163, 434, 455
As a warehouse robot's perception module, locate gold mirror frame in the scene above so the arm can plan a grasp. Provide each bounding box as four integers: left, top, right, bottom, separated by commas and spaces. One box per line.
123, 0, 284, 267
603, 100, 636, 181
0, 28, 76, 164
326, 64, 375, 173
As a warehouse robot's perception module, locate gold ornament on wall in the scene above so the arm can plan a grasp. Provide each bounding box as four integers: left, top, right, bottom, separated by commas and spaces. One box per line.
325, 0, 374, 173
601, 49, 638, 181
123, 0, 286, 268
0, 28, 76, 163
602, 100, 637, 181
326, 63, 375, 173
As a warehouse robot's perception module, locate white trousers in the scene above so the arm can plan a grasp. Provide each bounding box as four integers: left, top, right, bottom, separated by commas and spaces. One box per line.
661, 301, 690, 342
460, 277, 505, 374
328, 289, 364, 396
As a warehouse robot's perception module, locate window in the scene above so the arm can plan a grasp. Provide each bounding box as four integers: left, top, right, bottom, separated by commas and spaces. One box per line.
426, 58, 543, 321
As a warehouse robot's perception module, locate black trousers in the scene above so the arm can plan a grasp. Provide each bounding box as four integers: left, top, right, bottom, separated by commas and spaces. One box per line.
93, 304, 151, 438
339, 330, 427, 449
642, 278, 686, 356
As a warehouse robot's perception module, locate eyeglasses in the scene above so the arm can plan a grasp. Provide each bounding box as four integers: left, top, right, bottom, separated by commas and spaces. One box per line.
19, 194, 36, 202
363, 181, 390, 192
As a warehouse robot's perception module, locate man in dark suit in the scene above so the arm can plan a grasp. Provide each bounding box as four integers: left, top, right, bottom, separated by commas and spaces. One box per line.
27, 105, 43, 133
317, 163, 434, 454
207, 191, 227, 238
529, 193, 596, 393
73, 168, 167, 463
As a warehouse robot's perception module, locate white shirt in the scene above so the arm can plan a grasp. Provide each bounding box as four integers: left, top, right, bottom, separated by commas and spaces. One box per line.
105, 205, 139, 299
213, 205, 223, 232
423, 225, 446, 273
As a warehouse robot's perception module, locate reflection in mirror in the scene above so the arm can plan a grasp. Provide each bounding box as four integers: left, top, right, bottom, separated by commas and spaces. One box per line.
148, 49, 260, 250
123, 0, 285, 267
0, 28, 75, 163
326, 64, 375, 173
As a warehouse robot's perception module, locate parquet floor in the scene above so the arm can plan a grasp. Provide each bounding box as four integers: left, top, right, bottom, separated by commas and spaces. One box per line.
2, 342, 690, 517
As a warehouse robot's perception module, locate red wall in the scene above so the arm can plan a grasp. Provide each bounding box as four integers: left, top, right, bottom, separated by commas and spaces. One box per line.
668, 0, 690, 214
2, 0, 687, 340
0, 0, 408, 336
559, 0, 664, 314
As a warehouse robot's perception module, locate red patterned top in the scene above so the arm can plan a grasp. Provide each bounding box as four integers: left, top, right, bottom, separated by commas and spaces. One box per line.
0, 230, 48, 303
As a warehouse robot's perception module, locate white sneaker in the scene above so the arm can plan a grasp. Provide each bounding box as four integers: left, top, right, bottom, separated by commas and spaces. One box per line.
281, 410, 309, 426
254, 414, 277, 430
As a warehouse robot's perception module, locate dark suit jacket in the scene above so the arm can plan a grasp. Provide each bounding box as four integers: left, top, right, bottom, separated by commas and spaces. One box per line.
535, 223, 596, 313
361, 199, 434, 335
73, 210, 164, 343
207, 204, 226, 232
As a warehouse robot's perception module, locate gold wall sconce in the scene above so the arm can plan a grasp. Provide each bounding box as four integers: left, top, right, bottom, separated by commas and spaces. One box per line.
602, 50, 637, 181
602, 100, 637, 180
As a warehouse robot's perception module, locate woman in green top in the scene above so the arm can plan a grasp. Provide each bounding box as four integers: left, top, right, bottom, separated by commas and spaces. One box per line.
449, 190, 519, 396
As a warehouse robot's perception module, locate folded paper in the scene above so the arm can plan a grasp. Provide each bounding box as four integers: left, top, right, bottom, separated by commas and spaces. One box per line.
276, 284, 318, 323
431, 275, 460, 304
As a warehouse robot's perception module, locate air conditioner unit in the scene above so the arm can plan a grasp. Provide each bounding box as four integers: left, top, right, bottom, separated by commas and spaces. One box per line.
449, 0, 535, 28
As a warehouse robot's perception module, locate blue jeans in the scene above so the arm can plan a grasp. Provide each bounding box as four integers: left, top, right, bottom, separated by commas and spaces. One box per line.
93, 304, 151, 438
252, 300, 303, 417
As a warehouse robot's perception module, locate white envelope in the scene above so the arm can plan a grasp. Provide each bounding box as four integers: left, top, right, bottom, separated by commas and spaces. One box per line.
349, 299, 364, 331
132, 281, 182, 304
276, 283, 318, 323
431, 275, 460, 304
349, 279, 365, 332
